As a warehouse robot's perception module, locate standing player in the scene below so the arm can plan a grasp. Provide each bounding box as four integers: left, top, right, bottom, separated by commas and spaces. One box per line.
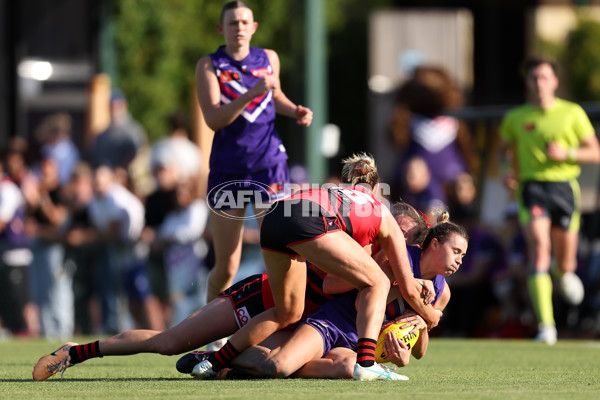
196, 1, 313, 330
499, 56, 600, 344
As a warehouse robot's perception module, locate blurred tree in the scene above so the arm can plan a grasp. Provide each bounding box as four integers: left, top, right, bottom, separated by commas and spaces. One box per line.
565, 17, 600, 101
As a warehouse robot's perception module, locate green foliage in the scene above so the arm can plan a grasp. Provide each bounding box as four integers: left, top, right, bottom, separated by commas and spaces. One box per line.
3, 338, 600, 399
565, 17, 600, 101
113, 0, 221, 140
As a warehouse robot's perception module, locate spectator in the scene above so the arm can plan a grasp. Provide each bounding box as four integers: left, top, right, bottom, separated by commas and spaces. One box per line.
0, 156, 38, 337
154, 178, 209, 325
88, 89, 147, 172
389, 65, 475, 205
87, 165, 163, 333
396, 156, 446, 222
4, 136, 34, 186
150, 111, 202, 182
22, 155, 73, 339
61, 162, 103, 334
35, 112, 80, 186
443, 174, 507, 337
141, 158, 179, 327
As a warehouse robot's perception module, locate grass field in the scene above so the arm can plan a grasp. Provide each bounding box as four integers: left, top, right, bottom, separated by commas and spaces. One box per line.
1, 337, 599, 399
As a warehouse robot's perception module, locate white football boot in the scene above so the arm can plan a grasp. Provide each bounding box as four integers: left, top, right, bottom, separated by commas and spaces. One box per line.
353, 362, 409, 381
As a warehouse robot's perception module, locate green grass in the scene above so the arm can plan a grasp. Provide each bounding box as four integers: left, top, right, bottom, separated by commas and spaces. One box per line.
1, 338, 599, 399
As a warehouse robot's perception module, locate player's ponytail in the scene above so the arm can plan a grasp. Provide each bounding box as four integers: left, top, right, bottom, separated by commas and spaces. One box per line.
341, 152, 379, 188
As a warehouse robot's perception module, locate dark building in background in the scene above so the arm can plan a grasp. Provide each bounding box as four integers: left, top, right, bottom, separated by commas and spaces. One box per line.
0, 0, 101, 152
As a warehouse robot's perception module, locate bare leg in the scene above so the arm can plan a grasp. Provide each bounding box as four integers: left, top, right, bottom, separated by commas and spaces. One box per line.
227, 232, 387, 369
229, 331, 291, 376
143, 295, 166, 331
23, 302, 40, 337
291, 231, 389, 341
293, 347, 356, 379
98, 297, 238, 356
231, 326, 324, 378
228, 252, 307, 351
524, 217, 552, 273
207, 208, 246, 302
551, 227, 578, 274
261, 324, 325, 377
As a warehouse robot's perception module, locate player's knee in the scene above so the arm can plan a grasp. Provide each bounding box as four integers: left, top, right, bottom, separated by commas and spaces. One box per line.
258, 358, 291, 378
153, 341, 181, 356
336, 357, 355, 379
360, 267, 388, 290
273, 306, 303, 328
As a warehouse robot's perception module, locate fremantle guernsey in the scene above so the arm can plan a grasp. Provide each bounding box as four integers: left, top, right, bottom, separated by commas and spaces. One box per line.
209, 46, 288, 173
302, 245, 446, 355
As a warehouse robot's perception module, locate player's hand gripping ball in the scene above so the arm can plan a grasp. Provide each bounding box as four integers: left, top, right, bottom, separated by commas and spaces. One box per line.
375, 322, 420, 363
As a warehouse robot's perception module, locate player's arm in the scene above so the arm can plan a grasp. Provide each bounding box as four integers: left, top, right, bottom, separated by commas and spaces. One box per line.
410, 283, 449, 359
265, 49, 312, 127
195, 56, 276, 131
378, 208, 440, 329
548, 134, 600, 164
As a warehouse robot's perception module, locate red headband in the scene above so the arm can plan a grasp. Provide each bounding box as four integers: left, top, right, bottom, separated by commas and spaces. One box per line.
419, 210, 431, 228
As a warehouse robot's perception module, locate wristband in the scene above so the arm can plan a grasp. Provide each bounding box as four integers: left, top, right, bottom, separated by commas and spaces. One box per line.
567, 147, 576, 162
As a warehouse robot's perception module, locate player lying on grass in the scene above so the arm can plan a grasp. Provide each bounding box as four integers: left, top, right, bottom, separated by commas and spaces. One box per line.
192, 153, 443, 382
32, 200, 431, 381
186, 217, 468, 380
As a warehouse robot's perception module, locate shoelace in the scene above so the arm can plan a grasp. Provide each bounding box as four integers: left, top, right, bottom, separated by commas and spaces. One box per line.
47, 357, 72, 380
379, 364, 397, 372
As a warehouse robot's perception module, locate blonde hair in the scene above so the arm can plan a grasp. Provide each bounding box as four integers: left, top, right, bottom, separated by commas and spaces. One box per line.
435, 209, 450, 224
341, 152, 379, 187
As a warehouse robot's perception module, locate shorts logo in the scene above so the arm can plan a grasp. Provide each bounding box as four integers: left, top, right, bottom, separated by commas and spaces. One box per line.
208, 180, 280, 220
236, 306, 251, 327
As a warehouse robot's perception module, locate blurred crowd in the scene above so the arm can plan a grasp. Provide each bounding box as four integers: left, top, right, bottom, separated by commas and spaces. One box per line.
0, 91, 222, 339
1, 69, 599, 342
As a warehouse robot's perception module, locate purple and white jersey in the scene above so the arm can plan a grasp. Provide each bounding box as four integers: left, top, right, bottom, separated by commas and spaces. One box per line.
384, 245, 446, 320
406, 114, 468, 183
209, 46, 288, 173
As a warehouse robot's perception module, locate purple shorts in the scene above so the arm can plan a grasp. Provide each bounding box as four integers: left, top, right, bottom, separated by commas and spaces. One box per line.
300, 290, 359, 356
207, 161, 290, 210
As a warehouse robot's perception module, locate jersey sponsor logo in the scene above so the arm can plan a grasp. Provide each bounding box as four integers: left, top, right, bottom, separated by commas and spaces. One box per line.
236, 306, 251, 327
250, 67, 272, 77
523, 122, 535, 131
219, 70, 241, 83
